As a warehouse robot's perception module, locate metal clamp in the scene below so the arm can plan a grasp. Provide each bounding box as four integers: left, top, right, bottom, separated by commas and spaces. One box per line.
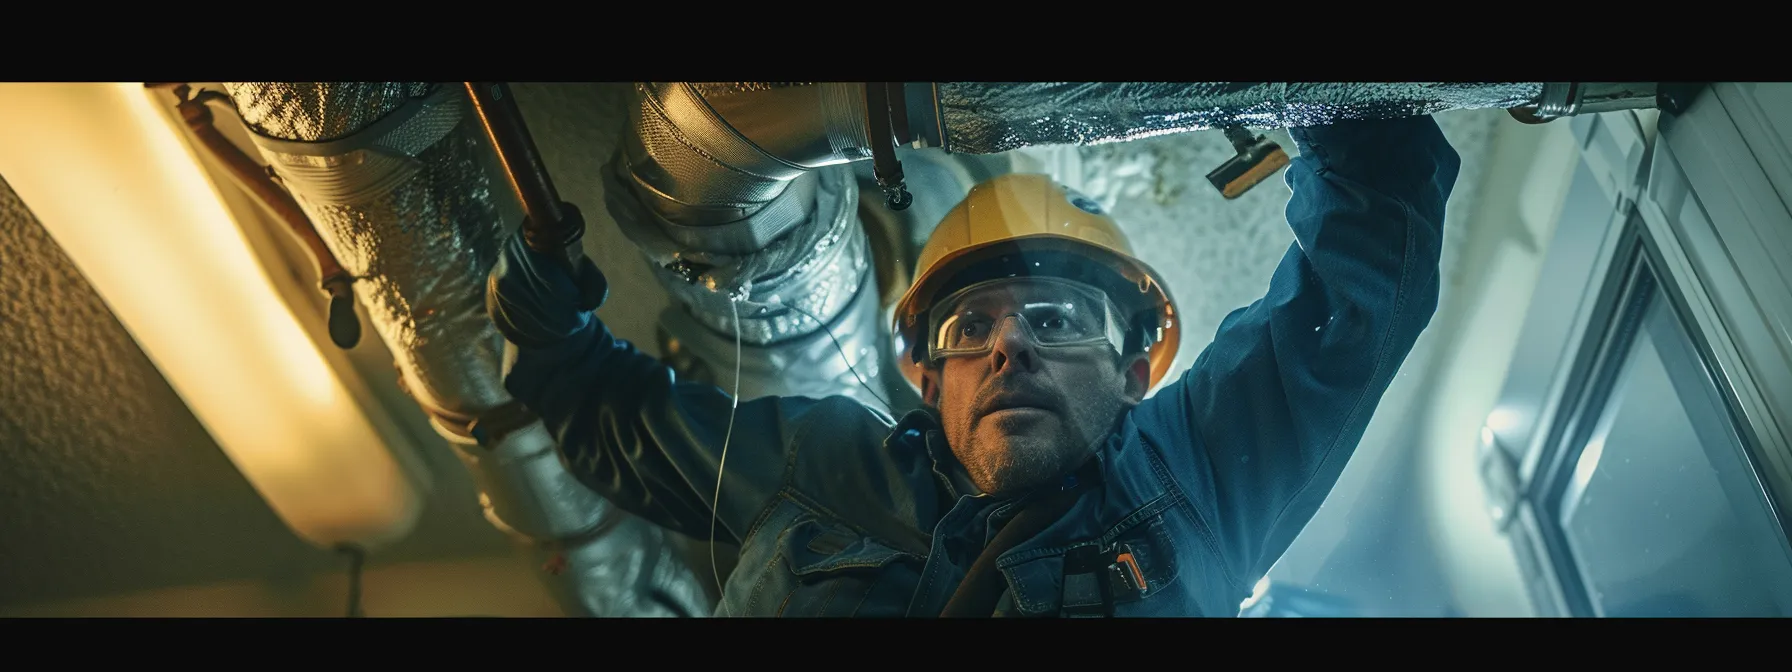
865, 82, 913, 211
1206, 125, 1290, 200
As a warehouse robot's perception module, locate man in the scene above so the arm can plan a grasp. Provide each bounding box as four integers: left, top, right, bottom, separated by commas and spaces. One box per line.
488, 113, 1460, 616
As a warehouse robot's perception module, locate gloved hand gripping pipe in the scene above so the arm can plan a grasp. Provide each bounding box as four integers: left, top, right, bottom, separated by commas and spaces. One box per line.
463, 82, 607, 312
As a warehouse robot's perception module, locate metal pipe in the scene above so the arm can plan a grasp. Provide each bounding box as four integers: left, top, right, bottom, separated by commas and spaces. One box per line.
463, 83, 582, 263
164, 84, 361, 349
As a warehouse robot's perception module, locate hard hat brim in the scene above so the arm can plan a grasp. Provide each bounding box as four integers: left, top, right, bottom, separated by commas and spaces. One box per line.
893, 233, 1182, 393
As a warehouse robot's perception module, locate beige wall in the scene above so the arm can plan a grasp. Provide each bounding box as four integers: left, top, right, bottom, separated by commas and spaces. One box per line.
1, 551, 566, 617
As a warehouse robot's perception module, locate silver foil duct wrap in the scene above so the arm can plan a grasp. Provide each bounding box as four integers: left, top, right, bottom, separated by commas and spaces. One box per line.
610, 81, 896, 417
241, 84, 511, 416
225, 81, 712, 617
658, 267, 890, 412
223, 82, 433, 143
609, 160, 868, 347
933, 82, 1545, 155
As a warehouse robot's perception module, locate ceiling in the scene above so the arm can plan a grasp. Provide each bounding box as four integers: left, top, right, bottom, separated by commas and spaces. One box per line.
0, 82, 1509, 611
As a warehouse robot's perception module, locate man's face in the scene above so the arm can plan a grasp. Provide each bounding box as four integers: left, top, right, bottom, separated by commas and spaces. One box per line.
925, 279, 1149, 497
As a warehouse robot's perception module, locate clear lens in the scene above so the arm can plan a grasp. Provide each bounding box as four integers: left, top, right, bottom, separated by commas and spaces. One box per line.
928, 277, 1122, 360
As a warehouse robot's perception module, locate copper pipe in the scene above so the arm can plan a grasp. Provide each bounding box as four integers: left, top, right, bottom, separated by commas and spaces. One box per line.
463, 82, 582, 263
166, 84, 361, 348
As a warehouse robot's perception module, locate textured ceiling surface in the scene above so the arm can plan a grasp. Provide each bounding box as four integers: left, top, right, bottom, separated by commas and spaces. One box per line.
0, 83, 1506, 609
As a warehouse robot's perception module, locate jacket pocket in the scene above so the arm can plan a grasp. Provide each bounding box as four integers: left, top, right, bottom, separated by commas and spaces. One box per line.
770, 517, 920, 616
1000, 515, 1183, 617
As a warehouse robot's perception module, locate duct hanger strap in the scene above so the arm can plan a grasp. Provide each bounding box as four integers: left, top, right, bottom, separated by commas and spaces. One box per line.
397, 369, 539, 449
865, 83, 912, 211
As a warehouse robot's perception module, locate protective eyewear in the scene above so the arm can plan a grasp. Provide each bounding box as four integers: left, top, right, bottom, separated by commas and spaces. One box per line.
928, 277, 1125, 362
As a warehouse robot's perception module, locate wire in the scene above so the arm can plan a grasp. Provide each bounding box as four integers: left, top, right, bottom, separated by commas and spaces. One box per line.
769, 300, 892, 411
708, 296, 743, 599
337, 544, 365, 618
702, 293, 889, 605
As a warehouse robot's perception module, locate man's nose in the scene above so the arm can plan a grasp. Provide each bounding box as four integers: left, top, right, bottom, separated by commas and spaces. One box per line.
988, 316, 1041, 375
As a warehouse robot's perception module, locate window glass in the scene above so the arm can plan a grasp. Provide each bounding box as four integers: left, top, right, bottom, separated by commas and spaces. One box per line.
1558, 287, 1792, 616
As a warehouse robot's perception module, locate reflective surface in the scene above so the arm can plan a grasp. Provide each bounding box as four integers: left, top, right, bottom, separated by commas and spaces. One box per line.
1560, 289, 1792, 616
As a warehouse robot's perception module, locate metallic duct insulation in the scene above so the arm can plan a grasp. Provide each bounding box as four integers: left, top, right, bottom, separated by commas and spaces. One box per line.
609, 159, 870, 347
224, 82, 434, 143
610, 82, 890, 416
223, 81, 711, 617
658, 264, 889, 408
442, 421, 710, 617
613, 83, 877, 341
926, 82, 1549, 154
237, 84, 511, 415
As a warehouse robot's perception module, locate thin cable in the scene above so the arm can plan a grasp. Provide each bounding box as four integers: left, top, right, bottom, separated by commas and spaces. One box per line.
707, 295, 743, 599
775, 301, 892, 411
336, 544, 365, 618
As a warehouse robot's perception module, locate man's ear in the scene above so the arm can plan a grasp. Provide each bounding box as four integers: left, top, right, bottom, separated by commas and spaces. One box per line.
1123, 354, 1150, 403
921, 366, 942, 406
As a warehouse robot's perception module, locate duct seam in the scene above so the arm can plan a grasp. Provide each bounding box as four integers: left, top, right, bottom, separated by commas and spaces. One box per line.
629, 85, 794, 221
818, 83, 872, 163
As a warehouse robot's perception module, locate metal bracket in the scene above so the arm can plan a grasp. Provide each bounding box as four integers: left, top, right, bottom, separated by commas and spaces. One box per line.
1206, 125, 1289, 199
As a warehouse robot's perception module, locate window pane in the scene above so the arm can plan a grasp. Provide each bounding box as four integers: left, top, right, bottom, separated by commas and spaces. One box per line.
1558, 289, 1792, 617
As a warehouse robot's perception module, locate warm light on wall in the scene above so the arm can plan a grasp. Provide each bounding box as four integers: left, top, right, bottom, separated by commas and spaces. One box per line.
0, 83, 422, 550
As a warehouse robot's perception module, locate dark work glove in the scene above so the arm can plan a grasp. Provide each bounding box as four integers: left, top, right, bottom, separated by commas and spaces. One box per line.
486, 233, 609, 349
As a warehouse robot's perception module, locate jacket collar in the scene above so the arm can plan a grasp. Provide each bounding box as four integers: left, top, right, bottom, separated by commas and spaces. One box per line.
890, 407, 986, 501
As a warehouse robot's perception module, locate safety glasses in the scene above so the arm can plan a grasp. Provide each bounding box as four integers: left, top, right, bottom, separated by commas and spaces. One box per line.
927, 277, 1125, 362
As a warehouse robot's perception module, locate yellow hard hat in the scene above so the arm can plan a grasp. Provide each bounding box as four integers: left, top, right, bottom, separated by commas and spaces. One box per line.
892, 173, 1181, 392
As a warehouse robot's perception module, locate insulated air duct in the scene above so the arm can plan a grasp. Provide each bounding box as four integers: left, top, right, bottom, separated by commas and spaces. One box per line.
219, 82, 712, 617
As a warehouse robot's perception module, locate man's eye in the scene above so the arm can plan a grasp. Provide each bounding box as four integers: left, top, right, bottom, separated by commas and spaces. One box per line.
959, 322, 988, 339
1039, 316, 1068, 331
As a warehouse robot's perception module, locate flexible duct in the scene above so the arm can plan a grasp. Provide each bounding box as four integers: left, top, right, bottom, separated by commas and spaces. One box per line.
220, 82, 712, 617
608, 83, 898, 412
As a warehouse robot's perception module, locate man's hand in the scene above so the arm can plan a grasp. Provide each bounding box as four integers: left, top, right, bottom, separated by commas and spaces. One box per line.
486, 233, 608, 349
